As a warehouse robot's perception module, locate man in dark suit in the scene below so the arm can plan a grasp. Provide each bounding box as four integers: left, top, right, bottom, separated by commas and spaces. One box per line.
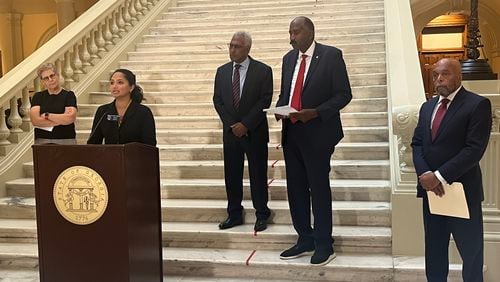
275, 17, 352, 266
411, 58, 492, 282
213, 31, 273, 232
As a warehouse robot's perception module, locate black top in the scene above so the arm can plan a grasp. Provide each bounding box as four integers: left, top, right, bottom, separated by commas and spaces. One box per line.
87, 100, 157, 146
31, 89, 77, 139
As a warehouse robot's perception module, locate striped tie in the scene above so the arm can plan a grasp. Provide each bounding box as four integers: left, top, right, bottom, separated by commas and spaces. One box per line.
232, 64, 241, 110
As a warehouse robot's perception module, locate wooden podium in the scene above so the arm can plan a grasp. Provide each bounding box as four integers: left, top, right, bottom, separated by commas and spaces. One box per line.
32, 143, 163, 282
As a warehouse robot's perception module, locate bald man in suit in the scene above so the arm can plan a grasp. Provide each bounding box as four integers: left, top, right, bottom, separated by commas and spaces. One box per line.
412, 58, 492, 282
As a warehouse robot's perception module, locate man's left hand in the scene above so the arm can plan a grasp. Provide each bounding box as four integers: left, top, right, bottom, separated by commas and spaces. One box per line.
230, 122, 248, 138
289, 109, 318, 123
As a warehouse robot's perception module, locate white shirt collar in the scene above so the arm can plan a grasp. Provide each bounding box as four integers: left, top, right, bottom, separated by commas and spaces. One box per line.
299, 41, 316, 59
233, 57, 250, 69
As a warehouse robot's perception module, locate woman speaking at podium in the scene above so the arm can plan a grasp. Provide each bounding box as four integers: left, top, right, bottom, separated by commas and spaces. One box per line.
30, 63, 78, 145
87, 68, 156, 146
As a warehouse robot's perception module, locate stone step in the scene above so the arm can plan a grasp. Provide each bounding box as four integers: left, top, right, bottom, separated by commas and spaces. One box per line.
0, 219, 390, 254
169, 0, 382, 13
141, 33, 385, 47
0, 197, 390, 226
153, 16, 384, 33
163, 3, 383, 19
20, 159, 390, 180
135, 40, 384, 53
110, 62, 386, 79
6, 178, 391, 202
127, 45, 386, 61
88, 85, 387, 104
0, 243, 462, 281
120, 51, 386, 70
149, 24, 384, 38
163, 199, 391, 226
177, 0, 379, 5
156, 159, 390, 180
162, 179, 391, 202
97, 77, 386, 93
164, 247, 462, 281
120, 62, 386, 77
155, 142, 388, 161
164, 222, 391, 254
75, 126, 389, 145
75, 112, 389, 131
79, 97, 388, 117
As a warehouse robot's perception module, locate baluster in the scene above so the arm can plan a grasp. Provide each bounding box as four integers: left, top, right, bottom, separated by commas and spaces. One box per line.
20, 87, 31, 124
146, 0, 154, 10
96, 23, 106, 53
81, 36, 92, 66
34, 77, 42, 93
63, 51, 75, 82
103, 17, 114, 47
7, 96, 22, 133
56, 59, 66, 86
72, 44, 83, 74
88, 30, 100, 59
123, 1, 133, 28
111, 11, 121, 38
129, 0, 138, 22
117, 7, 126, 32
0, 106, 11, 145
135, 0, 144, 16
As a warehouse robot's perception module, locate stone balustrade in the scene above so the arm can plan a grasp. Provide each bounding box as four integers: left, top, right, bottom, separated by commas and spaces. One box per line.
0, 0, 159, 155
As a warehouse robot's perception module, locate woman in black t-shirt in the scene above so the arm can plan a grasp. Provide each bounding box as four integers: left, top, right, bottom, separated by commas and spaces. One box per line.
30, 63, 78, 144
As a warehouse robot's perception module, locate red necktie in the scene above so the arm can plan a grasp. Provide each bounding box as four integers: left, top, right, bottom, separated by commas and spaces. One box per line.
290, 55, 307, 123
431, 98, 449, 141
232, 64, 241, 110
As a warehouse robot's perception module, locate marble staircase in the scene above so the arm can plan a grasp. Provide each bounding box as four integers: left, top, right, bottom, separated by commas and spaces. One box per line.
0, 0, 464, 281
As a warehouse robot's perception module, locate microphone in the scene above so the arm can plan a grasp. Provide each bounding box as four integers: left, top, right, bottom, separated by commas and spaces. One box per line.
87, 112, 109, 143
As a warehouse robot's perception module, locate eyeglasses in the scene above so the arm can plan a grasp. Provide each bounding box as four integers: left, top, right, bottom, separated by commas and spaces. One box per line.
228, 43, 244, 49
41, 73, 57, 81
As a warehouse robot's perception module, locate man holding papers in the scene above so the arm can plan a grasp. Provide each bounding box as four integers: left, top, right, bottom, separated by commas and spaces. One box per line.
275, 17, 351, 266
411, 58, 492, 282
213, 31, 273, 232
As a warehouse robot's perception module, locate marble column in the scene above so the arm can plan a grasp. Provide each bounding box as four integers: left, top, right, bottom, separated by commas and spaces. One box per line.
54, 0, 76, 31
6, 13, 24, 66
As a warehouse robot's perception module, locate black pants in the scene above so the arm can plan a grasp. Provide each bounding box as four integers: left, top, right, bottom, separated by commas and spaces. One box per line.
283, 123, 335, 253
423, 194, 483, 282
223, 137, 270, 220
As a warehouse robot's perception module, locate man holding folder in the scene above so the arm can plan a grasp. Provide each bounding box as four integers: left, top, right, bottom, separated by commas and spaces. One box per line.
411, 58, 492, 282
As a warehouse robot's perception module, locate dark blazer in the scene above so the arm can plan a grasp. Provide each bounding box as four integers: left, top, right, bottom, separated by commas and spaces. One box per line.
276, 42, 352, 147
213, 57, 273, 143
87, 100, 157, 146
411, 87, 492, 205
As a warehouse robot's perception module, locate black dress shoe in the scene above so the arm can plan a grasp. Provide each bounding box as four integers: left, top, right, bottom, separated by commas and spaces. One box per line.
279, 244, 315, 260
218, 217, 243, 230
310, 250, 336, 266
254, 218, 267, 232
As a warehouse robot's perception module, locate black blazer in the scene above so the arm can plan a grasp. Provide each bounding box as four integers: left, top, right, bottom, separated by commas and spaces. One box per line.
276, 42, 352, 147
87, 100, 157, 146
411, 87, 492, 204
213, 57, 273, 143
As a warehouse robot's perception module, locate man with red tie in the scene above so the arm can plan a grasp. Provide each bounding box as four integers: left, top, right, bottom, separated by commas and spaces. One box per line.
213, 31, 273, 232
275, 17, 352, 266
412, 58, 492, 281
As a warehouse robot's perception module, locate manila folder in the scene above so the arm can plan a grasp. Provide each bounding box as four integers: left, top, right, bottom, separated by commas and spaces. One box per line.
427, 182, 470, 219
